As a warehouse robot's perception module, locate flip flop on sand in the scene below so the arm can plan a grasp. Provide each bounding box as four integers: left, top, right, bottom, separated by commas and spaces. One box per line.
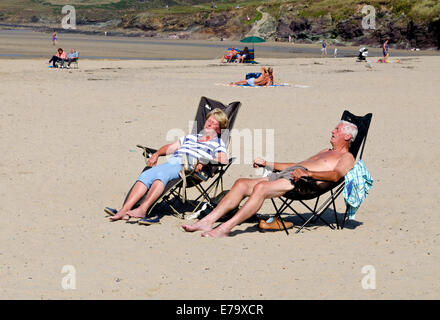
138, 216, 161, 226
104, 207, 118, 216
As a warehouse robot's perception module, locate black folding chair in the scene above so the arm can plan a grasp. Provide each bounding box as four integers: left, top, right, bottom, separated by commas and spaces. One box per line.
271, 110, 373, 234
118, 96, 241, 220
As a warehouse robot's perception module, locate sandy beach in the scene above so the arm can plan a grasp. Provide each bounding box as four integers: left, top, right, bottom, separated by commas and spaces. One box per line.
0, 43, 439, 299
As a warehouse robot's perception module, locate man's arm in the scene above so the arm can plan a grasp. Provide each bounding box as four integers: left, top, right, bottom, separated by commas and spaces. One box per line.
253, 158, 297, 171
292, 153, 355, 182
255, 149, 328, 171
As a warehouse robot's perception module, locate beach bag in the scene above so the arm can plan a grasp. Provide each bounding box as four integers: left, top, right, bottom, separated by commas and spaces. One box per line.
246, 72, 261, 79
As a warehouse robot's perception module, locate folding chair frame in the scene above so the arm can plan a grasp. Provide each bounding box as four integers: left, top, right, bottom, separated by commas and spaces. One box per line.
145, 157, 235, 219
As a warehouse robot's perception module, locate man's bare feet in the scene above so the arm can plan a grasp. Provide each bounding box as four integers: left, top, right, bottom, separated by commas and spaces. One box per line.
109, 210, 129, 221
201, 226, 230, 238
127, 207, 146, 219
181, 220, 212, 233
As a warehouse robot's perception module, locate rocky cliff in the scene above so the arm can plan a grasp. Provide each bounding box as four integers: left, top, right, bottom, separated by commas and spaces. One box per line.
1, 1, 438, 49
118, 3, 440, 49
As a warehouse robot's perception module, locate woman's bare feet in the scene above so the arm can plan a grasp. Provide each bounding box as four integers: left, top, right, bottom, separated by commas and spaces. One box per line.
181, 220, 212, 233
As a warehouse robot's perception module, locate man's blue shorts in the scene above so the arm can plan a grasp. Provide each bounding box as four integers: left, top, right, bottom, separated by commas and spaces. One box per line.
136, 156, 183, 189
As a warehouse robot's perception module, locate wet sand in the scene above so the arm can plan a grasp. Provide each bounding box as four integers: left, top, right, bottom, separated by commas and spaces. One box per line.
1, 29, 438, 60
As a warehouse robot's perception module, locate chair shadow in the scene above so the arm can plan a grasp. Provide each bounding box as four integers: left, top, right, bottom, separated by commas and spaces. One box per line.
277, 208, 363, 231
228, 208, 363, 236
131, 199, 363, 233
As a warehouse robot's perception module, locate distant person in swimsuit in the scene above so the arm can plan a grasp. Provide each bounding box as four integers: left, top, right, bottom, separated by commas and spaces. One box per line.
52, 31, 57, 46
231, 67, 274, 86
321, 40, 327, 56
236, 47, 249, 63
382, 40, 389, 62
221, 47, 237, 63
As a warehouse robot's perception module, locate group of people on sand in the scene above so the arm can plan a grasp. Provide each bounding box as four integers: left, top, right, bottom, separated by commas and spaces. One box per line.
48, 48, 78, 68
107, 107, 359, 238
221, 47, 250, 63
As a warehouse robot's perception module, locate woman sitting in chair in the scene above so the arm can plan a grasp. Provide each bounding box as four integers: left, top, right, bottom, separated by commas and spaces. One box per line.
48, 48, 67, 68
108, 109, 229, 221
236, 47, 249, 63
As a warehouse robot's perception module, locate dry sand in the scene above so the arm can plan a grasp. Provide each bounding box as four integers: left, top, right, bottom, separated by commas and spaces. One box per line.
0, 54, 439, 299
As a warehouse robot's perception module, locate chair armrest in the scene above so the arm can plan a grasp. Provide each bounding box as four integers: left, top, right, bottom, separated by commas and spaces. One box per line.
136, 145, 158, 164
136, 145, 157, 156
196, 157, 234, 167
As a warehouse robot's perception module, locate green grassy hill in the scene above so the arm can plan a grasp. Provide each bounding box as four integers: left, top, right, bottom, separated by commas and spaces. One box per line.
0, 1, 439, 48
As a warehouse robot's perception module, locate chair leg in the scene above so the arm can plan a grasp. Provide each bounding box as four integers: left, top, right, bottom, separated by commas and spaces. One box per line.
341, 208, 349, 230
330, 190, 340, 230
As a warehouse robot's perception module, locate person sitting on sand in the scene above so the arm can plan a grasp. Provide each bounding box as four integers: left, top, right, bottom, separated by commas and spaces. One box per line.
109, 109, 229, 221
48, 48, 67, 68
236, 47, 249, 63
221, 47, 238, 63
182, 120, 358, 237
64, 48, 78, 67
231, 67, 274, 87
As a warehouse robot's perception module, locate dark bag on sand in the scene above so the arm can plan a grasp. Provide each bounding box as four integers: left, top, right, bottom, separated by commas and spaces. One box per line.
246, 72, 261, 79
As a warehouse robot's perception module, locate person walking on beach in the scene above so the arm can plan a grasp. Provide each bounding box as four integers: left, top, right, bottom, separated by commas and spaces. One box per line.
382, 40, 389, 62
52, 30, 57, 46
321, 40, 327, 56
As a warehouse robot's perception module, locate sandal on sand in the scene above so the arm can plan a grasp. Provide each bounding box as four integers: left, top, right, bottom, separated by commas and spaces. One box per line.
104, 207, 118, 216
138, 216, 161, 226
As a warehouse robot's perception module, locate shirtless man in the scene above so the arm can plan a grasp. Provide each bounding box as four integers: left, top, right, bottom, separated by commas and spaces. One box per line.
221, 47, 238, 63
182, 120, 358, 237
231, 67, 274, 87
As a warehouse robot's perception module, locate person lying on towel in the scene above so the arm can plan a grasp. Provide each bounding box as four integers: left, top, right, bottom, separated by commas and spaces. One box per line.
182, 120, 358, 237
109, 109, 229, 221
230, 67, 274, 87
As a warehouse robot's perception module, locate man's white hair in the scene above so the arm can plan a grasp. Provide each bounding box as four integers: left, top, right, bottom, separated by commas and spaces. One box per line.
340, 120, 358, 143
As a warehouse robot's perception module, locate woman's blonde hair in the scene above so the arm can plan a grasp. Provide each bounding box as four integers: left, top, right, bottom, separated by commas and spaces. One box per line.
206, 108, 229, 130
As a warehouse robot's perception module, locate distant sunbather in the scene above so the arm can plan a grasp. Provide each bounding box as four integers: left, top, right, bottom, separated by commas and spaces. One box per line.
231, 67, 274, 86
109, 109, 229, 221
182, 120, 358, 237
221, 47, 238, 63
236, 47, 249, 63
